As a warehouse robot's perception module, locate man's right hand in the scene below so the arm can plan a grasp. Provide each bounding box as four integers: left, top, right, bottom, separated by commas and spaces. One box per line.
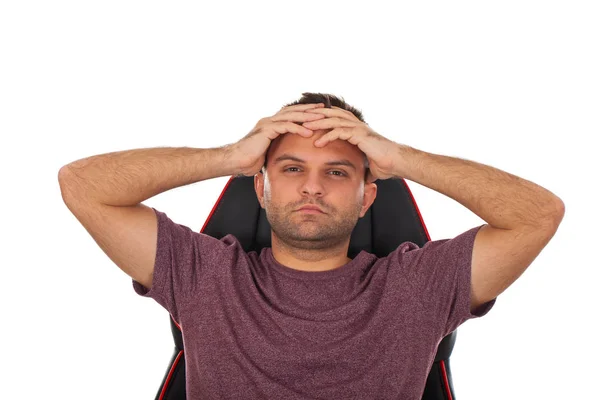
230, 103, 327, 176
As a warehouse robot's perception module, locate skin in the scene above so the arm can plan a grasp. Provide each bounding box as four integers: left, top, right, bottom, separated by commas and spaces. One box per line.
254, 129, 378, 272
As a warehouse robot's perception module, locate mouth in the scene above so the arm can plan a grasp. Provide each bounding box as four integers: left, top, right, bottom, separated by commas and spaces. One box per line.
296, 205, 325, 214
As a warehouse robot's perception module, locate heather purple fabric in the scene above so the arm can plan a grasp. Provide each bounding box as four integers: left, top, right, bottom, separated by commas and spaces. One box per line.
133, 208, 496, 399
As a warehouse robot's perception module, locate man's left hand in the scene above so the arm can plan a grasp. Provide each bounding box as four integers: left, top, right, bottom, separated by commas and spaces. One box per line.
302, 106, 403, 182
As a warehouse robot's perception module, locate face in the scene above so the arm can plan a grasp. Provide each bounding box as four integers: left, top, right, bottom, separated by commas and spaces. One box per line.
254, 130, 377, 251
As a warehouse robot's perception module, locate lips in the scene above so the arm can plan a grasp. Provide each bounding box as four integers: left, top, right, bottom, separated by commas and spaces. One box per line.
297, 205, 325, 213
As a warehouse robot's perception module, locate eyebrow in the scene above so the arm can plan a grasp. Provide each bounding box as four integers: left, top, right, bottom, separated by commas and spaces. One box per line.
273, 153, 357, 171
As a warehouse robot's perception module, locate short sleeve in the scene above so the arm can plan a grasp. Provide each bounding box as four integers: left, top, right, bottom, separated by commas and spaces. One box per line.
131, 207, 237, 322
395, 224, 496, 338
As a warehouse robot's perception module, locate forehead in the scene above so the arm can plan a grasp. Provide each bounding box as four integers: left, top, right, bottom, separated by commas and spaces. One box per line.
267, 130, 364, 169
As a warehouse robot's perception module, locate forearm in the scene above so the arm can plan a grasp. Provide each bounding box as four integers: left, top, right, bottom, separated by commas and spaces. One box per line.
58, 145, 238, 207
392, 144, 565, 230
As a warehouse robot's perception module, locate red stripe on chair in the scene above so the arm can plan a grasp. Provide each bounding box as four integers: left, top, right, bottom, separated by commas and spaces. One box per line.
399, 178, 431, 242
158, 350, 184, 400
439, 359, 453, 400
200, 176, 235, 234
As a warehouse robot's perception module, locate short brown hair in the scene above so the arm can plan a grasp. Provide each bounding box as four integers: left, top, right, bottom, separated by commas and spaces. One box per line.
263, 92, 370, 181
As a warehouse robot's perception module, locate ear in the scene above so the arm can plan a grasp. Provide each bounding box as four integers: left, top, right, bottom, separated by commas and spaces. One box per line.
360, 182, 377, 217
254, 172, 265, 209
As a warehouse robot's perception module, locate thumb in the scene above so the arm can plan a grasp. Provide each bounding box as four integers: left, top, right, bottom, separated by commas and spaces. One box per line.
367, 170, 376, 183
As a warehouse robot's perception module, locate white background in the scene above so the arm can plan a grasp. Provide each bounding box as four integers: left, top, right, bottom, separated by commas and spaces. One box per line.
1, 1, 598, 399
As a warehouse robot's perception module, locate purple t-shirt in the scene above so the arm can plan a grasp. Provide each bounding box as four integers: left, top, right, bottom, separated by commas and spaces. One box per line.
133, 208, 495, 399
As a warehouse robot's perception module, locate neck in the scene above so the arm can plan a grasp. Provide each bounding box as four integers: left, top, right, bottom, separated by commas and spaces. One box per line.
270, 235, 352, 272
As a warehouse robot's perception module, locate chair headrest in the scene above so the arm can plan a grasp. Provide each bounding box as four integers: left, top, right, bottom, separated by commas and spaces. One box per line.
200, 176, 431, 259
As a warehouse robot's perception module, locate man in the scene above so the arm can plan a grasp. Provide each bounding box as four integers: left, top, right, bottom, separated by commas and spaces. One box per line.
58, 92, 564, 399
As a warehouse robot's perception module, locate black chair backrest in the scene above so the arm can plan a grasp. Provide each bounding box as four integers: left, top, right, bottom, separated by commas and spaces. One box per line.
154, 176, 461, 400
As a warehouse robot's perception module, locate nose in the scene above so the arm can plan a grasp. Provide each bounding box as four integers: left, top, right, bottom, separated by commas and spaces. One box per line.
300, 170, 325, 197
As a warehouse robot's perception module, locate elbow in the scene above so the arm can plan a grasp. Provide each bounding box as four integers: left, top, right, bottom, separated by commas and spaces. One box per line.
542, 197, 565, 230
58, 165, 74, 183
552, 197, 565, 223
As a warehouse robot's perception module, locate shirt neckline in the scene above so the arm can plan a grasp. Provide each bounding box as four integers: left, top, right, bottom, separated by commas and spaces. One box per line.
263, 247, 372, 281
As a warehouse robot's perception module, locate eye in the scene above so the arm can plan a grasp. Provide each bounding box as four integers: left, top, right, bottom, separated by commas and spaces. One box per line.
283, 167, 346, 176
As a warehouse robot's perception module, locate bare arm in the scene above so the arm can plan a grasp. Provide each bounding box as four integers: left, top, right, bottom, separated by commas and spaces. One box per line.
58, 145, 239, 207
58, 145, 240, 290
391, 145, 564, 231
390, 145, 565, 312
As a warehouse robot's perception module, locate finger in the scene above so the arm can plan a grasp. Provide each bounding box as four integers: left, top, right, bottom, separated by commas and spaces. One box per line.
313, 128, 355, 147
302, 117, 356, 130
271, 111, 326, 123
367, 170, 376, 183
273, 112, 325, 123
279, 103, 324, 112
271, 121, 314, 137
305, 106, 361, 122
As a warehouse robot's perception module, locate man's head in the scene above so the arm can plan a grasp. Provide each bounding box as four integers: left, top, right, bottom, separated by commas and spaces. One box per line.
254, 92, 378, 252
262, 92, 371, 182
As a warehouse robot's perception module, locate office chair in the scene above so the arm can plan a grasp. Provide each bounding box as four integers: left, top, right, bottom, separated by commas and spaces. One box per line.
153, 175, 462, 399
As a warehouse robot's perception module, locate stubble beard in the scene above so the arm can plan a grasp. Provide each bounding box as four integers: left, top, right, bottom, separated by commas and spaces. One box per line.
265, 198, 363, 251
